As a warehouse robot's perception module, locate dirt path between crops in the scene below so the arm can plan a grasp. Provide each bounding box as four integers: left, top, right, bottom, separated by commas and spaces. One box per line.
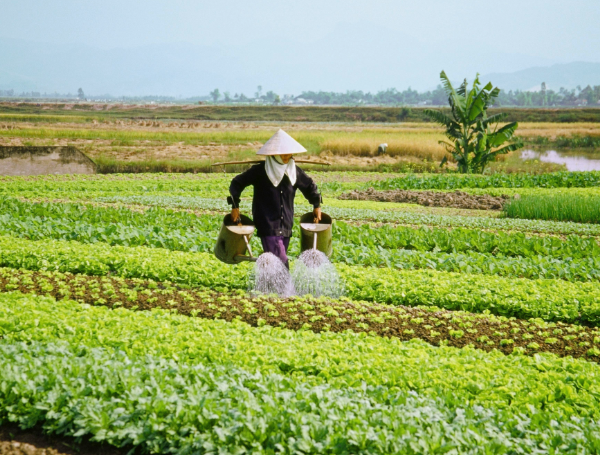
0, 425, 129, 455
340, 188, 510, 211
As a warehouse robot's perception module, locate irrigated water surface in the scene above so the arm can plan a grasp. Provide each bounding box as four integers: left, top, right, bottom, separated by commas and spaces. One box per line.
521, 150, 600, 171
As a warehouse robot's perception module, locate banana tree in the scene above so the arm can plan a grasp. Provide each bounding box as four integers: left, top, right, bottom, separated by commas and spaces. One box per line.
425, 71, 523, 173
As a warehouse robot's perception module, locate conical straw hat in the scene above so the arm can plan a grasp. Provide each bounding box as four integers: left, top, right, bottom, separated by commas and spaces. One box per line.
256, 129, 307, 155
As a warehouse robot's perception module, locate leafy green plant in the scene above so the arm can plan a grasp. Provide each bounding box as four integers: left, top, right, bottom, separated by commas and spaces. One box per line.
3, 198, 600, 284
101, 195, 600, 236
3, 235, 600, 324
424, 71, 522, 173
3, 291, 600, 444
335, 221, 600, 261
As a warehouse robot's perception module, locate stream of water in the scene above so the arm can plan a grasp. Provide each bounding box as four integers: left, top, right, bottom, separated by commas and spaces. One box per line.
249, 250, 344, 299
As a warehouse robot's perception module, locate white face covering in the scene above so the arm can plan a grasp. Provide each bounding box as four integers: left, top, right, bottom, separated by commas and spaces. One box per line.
265, 155, 297, 187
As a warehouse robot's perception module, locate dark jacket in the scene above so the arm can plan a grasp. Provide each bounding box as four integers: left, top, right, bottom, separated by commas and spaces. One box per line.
228, 162, 321, 237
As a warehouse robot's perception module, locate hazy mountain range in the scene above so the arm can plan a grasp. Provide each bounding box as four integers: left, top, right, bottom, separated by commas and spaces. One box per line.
482, 62, 600, 92
1, 25, 598, 97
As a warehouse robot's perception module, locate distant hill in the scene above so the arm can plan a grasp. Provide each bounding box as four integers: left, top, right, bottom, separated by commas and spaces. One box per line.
482, 62, 600, 91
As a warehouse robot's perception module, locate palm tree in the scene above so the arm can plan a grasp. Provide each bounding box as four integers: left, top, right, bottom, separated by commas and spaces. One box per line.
425, 71, 522, 173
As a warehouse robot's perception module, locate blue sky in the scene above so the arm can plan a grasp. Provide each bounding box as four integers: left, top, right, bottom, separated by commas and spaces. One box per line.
3, 0, 599, 61
1, 0, 599, 95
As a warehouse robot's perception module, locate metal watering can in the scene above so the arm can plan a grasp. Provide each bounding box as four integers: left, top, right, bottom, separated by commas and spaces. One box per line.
300, 212, 333, 257
214, 214, 257, 264
214, 212, 333, 264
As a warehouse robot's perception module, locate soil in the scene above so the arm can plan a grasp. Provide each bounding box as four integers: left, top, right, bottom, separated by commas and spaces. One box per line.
0, 425, 129, 455
339, 188, 510, 211
1, 268, 598, 363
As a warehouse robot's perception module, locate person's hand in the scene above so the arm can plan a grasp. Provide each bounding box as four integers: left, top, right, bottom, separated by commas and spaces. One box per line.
313, 207, 322, 223
231, 208, 241, 225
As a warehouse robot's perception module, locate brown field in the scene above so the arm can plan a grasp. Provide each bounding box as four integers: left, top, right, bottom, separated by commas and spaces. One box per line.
0, 117, 598, 173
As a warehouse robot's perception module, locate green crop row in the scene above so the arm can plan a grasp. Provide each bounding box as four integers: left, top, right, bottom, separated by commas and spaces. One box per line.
372, 171, 600, 190
335, 221, 600, 260
2, 292, 600, 453
504, 193, 600, 224
0, 196, 220, 252
3, 171, 600, 202
3, 235, 600, 324
0, 173, 231, 199
99, 195, 600, 236
5, 197, 599, 261
7, 339, 544, 454
339, 245, 600, 282
2, 198, 600, 282
2, 266, 600, 362
0, 172, 351, 201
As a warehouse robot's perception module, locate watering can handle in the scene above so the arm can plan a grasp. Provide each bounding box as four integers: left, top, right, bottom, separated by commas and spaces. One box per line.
243, 235, 254, 258
230, 208, 242, 226
313, 206, 321, 224
229, 191, 243, 226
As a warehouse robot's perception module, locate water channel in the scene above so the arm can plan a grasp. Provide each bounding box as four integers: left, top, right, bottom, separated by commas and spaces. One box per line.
520, 149, 600, 171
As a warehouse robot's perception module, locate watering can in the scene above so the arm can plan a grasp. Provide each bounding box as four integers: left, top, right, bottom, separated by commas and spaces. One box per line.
214, 214, 257, 264
300, 212, 333, 258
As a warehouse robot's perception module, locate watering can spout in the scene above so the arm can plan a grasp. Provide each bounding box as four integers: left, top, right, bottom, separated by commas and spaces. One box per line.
214, 214, 258, 264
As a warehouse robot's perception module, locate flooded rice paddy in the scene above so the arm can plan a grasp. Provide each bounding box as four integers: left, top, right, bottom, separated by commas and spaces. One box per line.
521, 149, 600, 171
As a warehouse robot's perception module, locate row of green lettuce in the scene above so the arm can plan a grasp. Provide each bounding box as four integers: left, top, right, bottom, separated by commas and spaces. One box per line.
2, 234, 600, 324
96, 194, 600, 235
2, 171, 600, 200
0, 172, 353, 200
2, 198, 600, 282
4, 196, 599, 260
2, 292, 600, 453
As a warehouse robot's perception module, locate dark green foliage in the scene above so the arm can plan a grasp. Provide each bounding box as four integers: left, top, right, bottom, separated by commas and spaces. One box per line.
425, 72, 523, 173
527, 135, 600, 148
1, 103, 600, 123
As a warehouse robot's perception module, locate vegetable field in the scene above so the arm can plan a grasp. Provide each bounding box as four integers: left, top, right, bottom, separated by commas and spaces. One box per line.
2, 171, 600, 453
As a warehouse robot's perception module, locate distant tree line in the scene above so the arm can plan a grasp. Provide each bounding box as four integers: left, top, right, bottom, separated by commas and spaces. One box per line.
204, 83, 600, 107
297, 84, 600, 107
0, 90, 72, 99
496, 84, 600, 107
1, 83, 599, 107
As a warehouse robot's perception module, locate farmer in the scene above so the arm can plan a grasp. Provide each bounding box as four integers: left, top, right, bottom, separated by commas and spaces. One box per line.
228, 129, 322, 268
